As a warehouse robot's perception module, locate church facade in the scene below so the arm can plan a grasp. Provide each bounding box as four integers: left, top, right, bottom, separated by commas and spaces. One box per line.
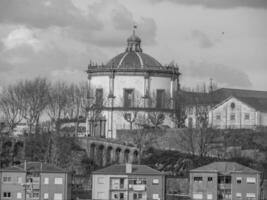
86, 29, 180, 138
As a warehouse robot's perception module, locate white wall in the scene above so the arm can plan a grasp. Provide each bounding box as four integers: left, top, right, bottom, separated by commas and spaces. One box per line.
260, 112, 267, 126
209, 97, 258, 129
92, 174, 128, 200
113, 75, 145, 107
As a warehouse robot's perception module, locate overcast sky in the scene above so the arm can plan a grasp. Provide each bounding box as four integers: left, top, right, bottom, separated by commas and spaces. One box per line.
0, 0, 266, 91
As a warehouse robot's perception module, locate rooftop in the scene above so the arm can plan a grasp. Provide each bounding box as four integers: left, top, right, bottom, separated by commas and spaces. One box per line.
92, 164, 164, 175
0, 161, 67, 173
190, 162, 260, 174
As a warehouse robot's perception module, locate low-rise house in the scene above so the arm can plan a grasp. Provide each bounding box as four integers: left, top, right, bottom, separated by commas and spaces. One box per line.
92, 163, 165, 200
0, 161, 71, 200
189, 161, 261, 200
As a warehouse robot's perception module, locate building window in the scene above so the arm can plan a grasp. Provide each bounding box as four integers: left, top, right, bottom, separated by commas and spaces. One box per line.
218, 176, 231, 184
54, 177, 63, 185
230, 102, 235, 109
97, 177, 105, 184
236, 177, 242, 184
193, 176, 203, 182
216, 114, 221, 120
236, 193, 242, 198
54, 193, 62, 200
230, 114, 235, 121
208, 177, 213, 182
193, 193, 203, 199
3, 192, 11, 198
3, 176, 11, 183
120, 178, 124, 188
95, 88, 103, 106
246, 177, 256, 184
44, 177, 49, 184
207, 193, 213, 200
156, 89, 165, 108
44, 193, 49, 199
17, 192, 22, 199
152, 194, 159, 199
152, 179, 159, 184
17, 177, 22, 184
244, 113, 250, 120
124, 89, 134, 107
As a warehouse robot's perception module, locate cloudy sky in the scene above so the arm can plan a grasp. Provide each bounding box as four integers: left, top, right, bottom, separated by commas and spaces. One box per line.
0, 0, 266, 91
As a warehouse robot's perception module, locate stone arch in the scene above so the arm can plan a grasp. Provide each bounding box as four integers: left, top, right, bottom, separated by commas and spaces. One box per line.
124, 149, 130, 163
115, 147, 122, 163
106, 146, 114, 165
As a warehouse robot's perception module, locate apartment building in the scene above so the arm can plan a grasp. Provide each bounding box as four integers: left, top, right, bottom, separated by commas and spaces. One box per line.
92, 163, 165, 200
190, 162, 261, 200
0, 161, 71, 200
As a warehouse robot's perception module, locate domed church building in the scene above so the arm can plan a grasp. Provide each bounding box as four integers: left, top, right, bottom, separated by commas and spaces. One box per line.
86, 28, 180, 138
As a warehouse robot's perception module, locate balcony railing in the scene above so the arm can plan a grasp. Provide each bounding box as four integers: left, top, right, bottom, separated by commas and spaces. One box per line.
129, 184, 146, 191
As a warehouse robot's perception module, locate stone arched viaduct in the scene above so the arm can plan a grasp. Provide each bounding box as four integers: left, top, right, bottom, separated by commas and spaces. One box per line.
78, 137, 139, 167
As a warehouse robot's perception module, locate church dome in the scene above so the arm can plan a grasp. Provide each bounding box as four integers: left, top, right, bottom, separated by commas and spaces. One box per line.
106, 51, 162, 69
105, 28, 162, 69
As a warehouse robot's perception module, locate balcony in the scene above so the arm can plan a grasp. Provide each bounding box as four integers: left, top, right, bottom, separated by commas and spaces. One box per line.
218, 183, 231, 190
129, 184, 146, 191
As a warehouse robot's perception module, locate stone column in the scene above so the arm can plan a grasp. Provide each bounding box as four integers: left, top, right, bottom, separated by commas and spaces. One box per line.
170, 76, 175, 109
128, 152, 134, 164
107, 72, 115, 138
86, 74, 93, 136
119, 150, 125, 164
143, 73, 150, 108
102, 146, 107, 167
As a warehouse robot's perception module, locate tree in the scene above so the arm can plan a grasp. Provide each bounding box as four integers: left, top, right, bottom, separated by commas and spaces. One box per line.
47, 82, 69, 133
131, 128, 161, 162
0, 84, 24, 132
170, 91, 187, 128
19, 78, 50, 133
147, 112, 165, 128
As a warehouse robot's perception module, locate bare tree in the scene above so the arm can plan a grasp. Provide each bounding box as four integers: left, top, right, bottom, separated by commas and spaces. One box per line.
170, 90, 187, 128
0, 84, 23, 132
19, 78, 50, 133
46, 82, 69, 133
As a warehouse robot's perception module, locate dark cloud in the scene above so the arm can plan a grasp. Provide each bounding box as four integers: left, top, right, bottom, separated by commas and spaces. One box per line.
0, 0, 103, 30
150, 0, 267, 9
191, 30, 214, 48
182, 62, 252, 88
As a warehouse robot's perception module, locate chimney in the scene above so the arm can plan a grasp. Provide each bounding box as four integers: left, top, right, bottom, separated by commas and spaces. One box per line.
126, 163, 132, 174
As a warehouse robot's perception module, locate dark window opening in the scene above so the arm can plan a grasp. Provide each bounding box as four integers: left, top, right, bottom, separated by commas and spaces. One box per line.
156, 89, 165, 108
95, 88, 103, 106
193, 176, 203, 182
208, 177, 213, 182
124, 89, 134, 108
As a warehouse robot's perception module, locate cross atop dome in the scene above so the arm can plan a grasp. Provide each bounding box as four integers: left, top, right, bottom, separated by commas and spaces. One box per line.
126, 25, 142, 52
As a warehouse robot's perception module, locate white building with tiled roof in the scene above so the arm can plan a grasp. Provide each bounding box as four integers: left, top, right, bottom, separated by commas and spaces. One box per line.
190, 161, 262, 200
92, 163, 165, 200
208, 88, 267, 129
0, 161, 71, 200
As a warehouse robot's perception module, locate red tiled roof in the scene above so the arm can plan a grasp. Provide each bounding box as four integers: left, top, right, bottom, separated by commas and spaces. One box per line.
92, 164, 164, 175
190, 162, 260, 174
